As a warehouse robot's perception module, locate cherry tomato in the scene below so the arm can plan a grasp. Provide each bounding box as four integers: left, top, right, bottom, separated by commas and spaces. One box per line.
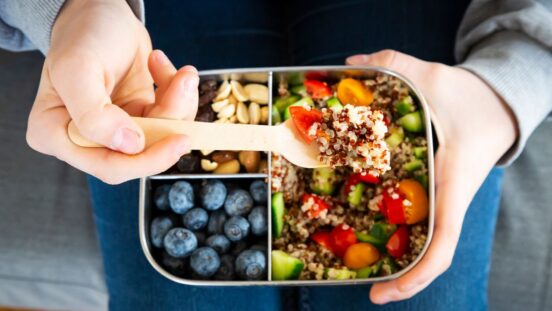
386, 226, 410, 258
304, 80, 333, 99
382, 189, 407, 224
344, 243, 380, 269
344, 173, 380, 194
301, 194, 330, 219
289, 106, 323, 144
305, 71, 327, 80
398, 179, 429, 224
337, 78, 374, 106
311, 231, 333, 251
330, 224, 357, 258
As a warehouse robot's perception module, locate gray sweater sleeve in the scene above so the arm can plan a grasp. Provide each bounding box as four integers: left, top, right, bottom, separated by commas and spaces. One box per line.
0, 0, 144, 55
456, 0, 552, 165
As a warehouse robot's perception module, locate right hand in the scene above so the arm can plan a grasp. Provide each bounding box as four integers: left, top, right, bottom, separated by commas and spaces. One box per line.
27, 0, 199, 184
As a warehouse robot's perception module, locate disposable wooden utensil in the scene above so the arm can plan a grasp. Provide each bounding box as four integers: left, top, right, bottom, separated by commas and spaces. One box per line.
67, 117, 326, 168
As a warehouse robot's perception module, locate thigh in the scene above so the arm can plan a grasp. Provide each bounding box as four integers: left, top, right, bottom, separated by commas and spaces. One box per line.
144, 0, 288, 69
88, 178, 282, 311
302, 168, 504, 311
286, 0, 471, 65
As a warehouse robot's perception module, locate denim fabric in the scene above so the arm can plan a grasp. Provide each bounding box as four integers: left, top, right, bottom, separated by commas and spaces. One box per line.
88, 1, 507, 310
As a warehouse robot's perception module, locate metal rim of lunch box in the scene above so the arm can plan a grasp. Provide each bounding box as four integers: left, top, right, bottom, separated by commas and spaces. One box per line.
138, 65, 436, 286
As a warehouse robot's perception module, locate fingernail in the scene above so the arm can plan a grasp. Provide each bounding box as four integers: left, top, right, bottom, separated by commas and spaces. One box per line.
346, 54, 370, 65
153, 50, 170, 65
173, 138, 190, 156
182, 74, 199, 93
182, 65, 198, 74
111, 127, 142, 153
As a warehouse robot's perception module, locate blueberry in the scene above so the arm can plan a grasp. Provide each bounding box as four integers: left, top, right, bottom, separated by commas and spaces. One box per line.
150, 216, 175, 248
169, 181, 194, 214
249, 244, 267, 253
224, 189, 253, 216
182, 208, 208, 231
206, 234, 231, 254
154, 184, 171, 210
235, 250, 266, 280
248, 206, 267, 236
214, 254, 235, 280
231, 240, 249, 256
190, 247, 220, 278
207, 210, 227, 235
224, 216, 250, 242
200, 180, 227, 211
161, 251, 187, 277
249, 180, 268, 204
163, 228, 197, 258
194, 231, 206, 246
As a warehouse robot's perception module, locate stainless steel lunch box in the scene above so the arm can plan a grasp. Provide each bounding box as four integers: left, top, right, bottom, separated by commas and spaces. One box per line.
139, 66, 435, 286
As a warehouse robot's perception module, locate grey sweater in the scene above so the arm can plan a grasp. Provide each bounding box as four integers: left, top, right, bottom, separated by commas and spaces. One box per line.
0, 0, 550, 164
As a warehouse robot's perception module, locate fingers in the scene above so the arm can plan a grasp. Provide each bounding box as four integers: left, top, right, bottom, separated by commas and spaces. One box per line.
48, 52, 145, 154
148, 49, 177, 91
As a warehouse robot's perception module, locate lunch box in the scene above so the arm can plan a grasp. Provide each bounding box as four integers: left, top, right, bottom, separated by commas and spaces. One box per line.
139, 66, 435, 285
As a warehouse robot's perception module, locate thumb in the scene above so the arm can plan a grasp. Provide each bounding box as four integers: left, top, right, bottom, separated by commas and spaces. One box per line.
49, 53, 145, 154
346, 50, 432, 88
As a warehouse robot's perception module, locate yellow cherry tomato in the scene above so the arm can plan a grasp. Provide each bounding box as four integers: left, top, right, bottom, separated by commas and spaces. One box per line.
343, 243, 380, 269
398, 179, 429, 224
337, 78, 374, 106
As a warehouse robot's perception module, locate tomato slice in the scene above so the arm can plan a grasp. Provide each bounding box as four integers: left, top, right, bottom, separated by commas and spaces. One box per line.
311, 231, 333, 251
301, 194, 330, 219
386, 226, 410, 258
289, 106, 323, 144
304, 80, 332, 99
330, 224, 358, 258
382, 189, 407, 224
337, 78, 374, 106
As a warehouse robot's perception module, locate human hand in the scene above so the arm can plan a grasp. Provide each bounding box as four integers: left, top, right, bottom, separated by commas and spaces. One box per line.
27, 0, 199, 184
346, 50, 517, 303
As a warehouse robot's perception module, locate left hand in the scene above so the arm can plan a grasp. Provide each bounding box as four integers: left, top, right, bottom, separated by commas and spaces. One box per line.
346, 50, 517, 304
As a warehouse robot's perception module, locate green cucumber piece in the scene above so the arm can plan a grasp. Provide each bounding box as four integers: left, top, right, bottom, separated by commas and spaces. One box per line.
415, 174, 429, 191
324, 268, 357, 280
355, 231, 385, 250
327, 97, 343, 111
275, 95, 301, 113
355, 266, 373, 279
356, 223, 397, 252
385, 127, 404, 148
403, 159, 424, 172
310, 167, 337, 195
413, 147, 427, 159
272, 192, 285, 239
271, 250, 304, 280
347, 183, 365, 207
271, 105, 282, 125
287, 72, 304, 85
395, 95, 414, 116
283, 97, 314, 120
398, 111, 424, 133
291, 85, 308, 97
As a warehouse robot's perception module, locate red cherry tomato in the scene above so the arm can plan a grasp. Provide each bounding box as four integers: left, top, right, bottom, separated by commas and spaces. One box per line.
386, 226, 410, 258
304, 80, 333, 99
382, 189, 407, 224
330, 224, 358, 258
301, 194, 330, 219
344, 173, 379, 194
289, 106, 323, 144
311, 231, 333, 251
305, 71, 327, 81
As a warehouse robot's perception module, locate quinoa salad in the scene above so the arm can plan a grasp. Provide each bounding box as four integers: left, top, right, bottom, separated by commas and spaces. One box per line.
270, 72, 430, 281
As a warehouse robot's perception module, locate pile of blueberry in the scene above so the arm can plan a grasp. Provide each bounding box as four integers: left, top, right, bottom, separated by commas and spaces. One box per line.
150, 179, 268, 280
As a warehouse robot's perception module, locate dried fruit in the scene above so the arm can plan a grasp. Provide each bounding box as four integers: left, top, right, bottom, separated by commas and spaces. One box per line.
238, 151, 260, 173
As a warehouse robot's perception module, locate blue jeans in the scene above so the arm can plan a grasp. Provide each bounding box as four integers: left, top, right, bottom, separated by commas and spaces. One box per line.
89, 1, 504, 310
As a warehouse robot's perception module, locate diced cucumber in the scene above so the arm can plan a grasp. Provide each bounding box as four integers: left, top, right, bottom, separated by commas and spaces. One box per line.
398, 111, 424, 133
415, 174, 429, 191
272, 192, 285, 239
310, 167, 337, 195
413, 147, 427, 159
355, 266, 373, 279
291, 85, 308, 97
275, 95, 300, 113
271, 250, 304, 280
385, 127, 404, 149
271, 105, 282, 125
324, 268, 357, 280
347, 183, 365, 207
395, 96, 414, 116
287, 72, 304, 85
355, 231, 385, 250
327, 97, 343, 111
356, 223, 397, 252
283, 97, 314, 120
403, 159, 423, 172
